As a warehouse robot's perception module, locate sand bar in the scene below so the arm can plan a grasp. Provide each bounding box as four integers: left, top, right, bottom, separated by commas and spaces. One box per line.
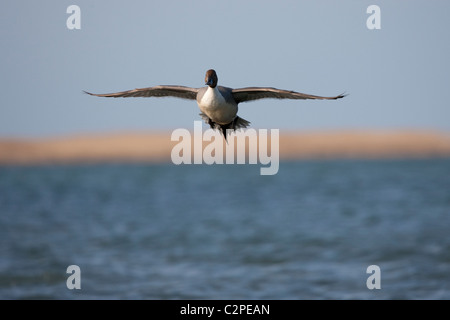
1, 130, 449, 165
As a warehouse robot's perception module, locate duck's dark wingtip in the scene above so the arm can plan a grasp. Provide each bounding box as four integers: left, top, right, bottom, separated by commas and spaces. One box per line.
337, 92, 348, 99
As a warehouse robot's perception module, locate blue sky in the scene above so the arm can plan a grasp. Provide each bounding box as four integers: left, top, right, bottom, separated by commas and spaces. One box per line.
1, 1, 449, 137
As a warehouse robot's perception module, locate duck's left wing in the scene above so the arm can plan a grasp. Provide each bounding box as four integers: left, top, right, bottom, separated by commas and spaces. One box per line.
232, 87, 346, 104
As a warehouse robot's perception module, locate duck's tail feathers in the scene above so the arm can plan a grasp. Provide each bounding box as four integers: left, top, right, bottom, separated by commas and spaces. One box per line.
199, 113, 251, 141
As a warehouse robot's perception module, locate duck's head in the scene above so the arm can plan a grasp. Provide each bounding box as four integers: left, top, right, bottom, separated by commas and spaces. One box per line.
205, 69, 218, 88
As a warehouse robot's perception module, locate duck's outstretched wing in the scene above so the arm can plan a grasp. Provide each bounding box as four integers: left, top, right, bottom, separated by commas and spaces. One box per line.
84, 85, 199, 100
232, 87, 346, 104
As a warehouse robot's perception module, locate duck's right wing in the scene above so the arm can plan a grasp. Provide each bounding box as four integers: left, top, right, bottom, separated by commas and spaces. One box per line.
84, 85, 199, 100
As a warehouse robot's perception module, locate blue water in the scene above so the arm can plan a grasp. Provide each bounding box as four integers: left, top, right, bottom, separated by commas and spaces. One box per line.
1, 159, 449, 299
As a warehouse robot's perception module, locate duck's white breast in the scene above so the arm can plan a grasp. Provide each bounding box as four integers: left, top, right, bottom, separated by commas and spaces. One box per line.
198, 87, 237, 124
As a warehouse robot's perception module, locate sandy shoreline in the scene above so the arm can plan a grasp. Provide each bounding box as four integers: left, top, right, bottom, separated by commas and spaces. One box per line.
1, 130, 450, 165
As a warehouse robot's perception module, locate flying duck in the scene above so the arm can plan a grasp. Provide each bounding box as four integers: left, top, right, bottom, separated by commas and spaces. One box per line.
85, 69, 345, 139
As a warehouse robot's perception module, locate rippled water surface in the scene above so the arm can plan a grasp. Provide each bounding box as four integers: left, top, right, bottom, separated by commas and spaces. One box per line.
1, 159, 449, 299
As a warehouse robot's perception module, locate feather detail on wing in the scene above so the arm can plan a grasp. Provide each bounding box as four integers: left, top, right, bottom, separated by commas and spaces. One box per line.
232, 87, 346, 104
84, 85, 199, 100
